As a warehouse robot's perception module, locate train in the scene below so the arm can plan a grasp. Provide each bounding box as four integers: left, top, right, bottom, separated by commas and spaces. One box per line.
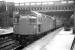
13, 11, 63, 35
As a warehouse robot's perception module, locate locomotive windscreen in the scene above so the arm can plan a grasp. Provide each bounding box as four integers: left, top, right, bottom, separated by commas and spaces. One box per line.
19, 9, 37, 16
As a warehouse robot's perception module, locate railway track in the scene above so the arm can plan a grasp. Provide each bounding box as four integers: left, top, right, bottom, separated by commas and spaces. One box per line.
0, 27, 61, 50
0, 34, 22, 50
0, 33, 41, 50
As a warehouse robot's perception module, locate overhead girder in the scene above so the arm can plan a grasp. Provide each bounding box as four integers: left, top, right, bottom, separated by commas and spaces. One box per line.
15, 4, 74, 13
40, 11, 73, 16
73, 1, 75, 34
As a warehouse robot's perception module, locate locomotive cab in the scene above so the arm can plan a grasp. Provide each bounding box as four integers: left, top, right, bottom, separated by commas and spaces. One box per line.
13, 11, 58, 35
13, 11, 42, 35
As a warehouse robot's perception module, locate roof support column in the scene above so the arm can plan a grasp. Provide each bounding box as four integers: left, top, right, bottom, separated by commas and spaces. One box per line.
73, 1, 75, 34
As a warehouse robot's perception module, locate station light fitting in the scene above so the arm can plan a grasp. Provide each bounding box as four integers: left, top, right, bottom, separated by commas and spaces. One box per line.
48, 2, 54, 4
36, 2, 41, 5
20, 3, 24, 6
30, 3, 36, 5
15, 3, 19, 6
49, 0, 60, 1
61, 1, 67, 4
4, 0, 14, 2
68, 1, 74, 3
42, 2, 48, 5
0, 0, 3, 1
25, 3, 30, 5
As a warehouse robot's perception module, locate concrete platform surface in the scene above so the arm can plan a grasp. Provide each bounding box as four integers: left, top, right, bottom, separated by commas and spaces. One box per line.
0, 27, 13, 35
22, 27, 74, 50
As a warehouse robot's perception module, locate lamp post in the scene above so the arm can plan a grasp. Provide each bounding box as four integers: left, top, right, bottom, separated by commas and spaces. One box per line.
3, 0, 7, 11
5, 0, 7, 11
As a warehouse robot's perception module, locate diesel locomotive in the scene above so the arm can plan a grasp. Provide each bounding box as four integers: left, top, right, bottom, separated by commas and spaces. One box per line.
13, 11, 63, 35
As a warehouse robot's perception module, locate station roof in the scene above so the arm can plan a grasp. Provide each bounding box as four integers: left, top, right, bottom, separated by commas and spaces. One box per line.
0, 0, 74, 3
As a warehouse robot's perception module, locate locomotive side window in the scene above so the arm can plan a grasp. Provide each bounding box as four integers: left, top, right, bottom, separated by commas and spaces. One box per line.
13, 18, 17, 24
13, 15, 20, 24
29, 16, 37, 24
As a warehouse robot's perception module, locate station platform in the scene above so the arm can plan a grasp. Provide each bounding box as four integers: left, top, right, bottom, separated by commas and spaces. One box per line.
0, 27, 13, 35
22, 27, 74, 50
